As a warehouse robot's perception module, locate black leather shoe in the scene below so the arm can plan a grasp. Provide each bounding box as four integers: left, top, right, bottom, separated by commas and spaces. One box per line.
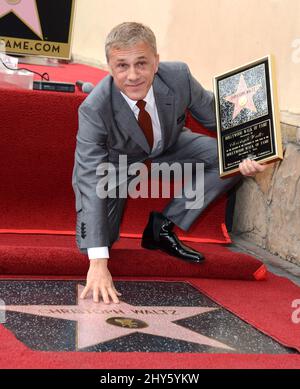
141, 212, 205, 263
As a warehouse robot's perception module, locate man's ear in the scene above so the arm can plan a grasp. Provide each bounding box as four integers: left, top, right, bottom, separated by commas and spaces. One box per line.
154, 54, 160, 73
107, 63, 113, 76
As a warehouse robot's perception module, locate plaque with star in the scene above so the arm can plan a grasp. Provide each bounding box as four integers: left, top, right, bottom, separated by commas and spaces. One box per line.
0, 0, 75, 59
213, 55, 283, 177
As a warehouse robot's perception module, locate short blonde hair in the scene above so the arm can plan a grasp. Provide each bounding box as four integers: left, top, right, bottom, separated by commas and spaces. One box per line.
105, 22, 157, 62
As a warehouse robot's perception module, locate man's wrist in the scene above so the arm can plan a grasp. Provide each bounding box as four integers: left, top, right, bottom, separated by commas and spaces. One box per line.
89, 258, 108, 267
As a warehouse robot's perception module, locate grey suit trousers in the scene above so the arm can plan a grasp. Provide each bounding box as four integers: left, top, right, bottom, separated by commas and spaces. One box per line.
105, 129, 240, 246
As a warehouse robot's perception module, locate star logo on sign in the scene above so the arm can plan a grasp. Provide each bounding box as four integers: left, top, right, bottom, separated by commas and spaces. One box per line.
1, 284, 234, 351
224, 74, 261, 120
0, 0, 43, 39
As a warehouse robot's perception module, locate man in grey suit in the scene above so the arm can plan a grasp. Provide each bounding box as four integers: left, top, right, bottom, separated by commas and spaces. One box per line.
73, 22, 267, 304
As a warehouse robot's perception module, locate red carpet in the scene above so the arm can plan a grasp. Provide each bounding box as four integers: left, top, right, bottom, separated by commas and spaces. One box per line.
2, 63, 296, 369
0, 274, 299, 369
0, 63, 265, 281
1, 322, 299, 369
191, 274, 300, 353
0, 234, 265, 280
0, 63, 229, 243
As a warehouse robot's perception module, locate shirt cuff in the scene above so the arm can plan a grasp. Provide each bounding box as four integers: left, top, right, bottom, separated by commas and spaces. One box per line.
87, 247, 109, 259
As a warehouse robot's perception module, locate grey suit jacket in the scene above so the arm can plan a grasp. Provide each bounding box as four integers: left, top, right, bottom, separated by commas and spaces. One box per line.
72, 61, 216, 250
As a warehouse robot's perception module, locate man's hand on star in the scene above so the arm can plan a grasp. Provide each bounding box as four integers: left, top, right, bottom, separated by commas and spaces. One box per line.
80, 259, 122, 304
239, 158, 269, 177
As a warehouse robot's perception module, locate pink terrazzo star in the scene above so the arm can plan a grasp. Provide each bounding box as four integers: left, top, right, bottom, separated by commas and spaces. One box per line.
1, 284, 234, 351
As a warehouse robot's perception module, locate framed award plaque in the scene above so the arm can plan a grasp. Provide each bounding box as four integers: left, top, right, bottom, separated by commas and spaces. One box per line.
213, 55, 283, 178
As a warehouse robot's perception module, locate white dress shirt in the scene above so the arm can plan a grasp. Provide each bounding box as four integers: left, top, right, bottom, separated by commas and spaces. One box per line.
88, 86, 162, 260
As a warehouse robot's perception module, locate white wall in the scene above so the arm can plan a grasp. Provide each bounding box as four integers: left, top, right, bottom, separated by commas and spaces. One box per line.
72, 0, 300, 116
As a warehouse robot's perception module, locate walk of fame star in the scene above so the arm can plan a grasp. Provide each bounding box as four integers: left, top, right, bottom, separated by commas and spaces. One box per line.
224, 74, 261, 120
0, 0, 42, 38
1, 284, 234, 351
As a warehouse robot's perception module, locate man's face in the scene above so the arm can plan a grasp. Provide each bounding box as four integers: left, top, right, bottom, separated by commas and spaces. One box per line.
108, 41, 159, 101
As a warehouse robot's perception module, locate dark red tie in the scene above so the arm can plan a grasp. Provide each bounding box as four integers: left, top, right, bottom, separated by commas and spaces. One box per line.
136, 100, 154, 149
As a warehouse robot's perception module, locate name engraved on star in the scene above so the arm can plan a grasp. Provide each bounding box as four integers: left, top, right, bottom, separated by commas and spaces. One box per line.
130, 309, 177, 315
38, 308, 126, 315
213, 55, 283, 177
38, 308, 178, 315
6, 1, 21, 5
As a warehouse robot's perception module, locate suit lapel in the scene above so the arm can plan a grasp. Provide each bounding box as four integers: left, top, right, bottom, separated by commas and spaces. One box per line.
153, 75, 175, 151
111, 74, 175, 153
112, 83, 150, 153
